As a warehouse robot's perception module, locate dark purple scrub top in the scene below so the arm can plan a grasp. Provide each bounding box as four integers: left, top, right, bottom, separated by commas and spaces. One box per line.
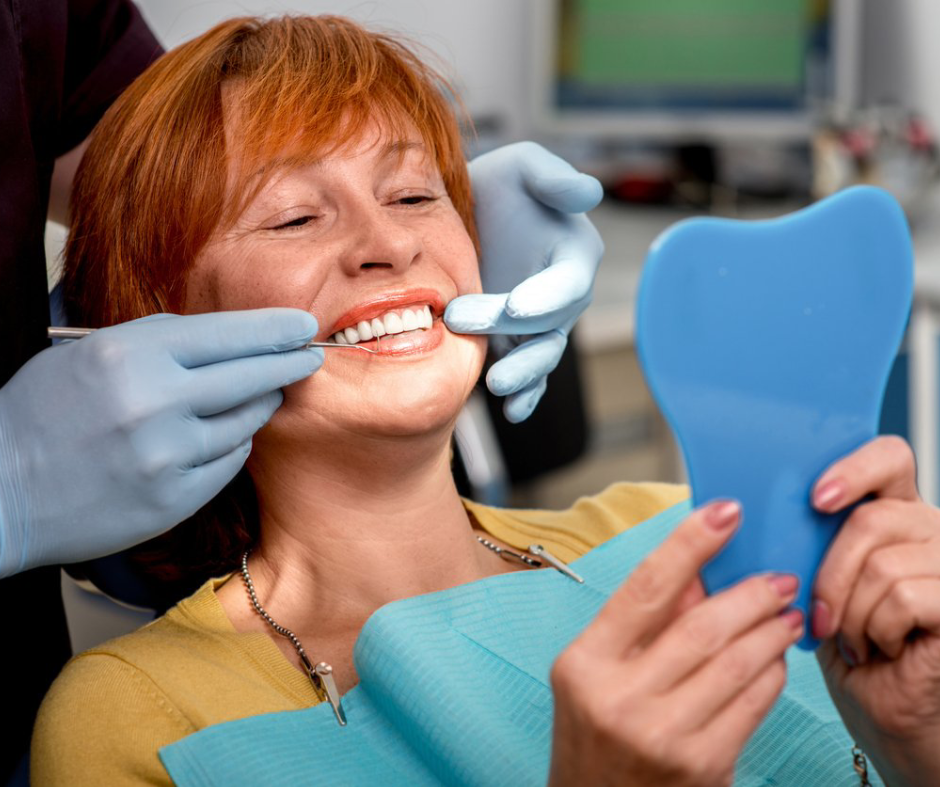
0, 1, 161, 779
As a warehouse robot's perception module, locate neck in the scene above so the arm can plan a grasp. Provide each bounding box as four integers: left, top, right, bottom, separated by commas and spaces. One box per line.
235, 424, 503, 639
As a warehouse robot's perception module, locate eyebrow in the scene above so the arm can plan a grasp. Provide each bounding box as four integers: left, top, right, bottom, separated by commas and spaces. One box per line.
252, 141, 427, 178
381, 140, 425, 157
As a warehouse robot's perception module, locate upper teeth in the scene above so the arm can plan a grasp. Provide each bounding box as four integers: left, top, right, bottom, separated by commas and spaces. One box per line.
333, 305, 433, 345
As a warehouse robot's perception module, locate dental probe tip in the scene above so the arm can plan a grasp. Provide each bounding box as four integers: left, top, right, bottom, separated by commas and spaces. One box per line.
306, 340, 377, 354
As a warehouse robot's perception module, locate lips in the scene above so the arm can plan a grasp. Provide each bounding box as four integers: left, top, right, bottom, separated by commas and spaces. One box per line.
321, 288, 448, 357
324, 288, 446, 337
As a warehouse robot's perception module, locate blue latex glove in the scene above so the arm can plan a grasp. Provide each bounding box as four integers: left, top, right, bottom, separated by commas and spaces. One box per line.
0, 309, 322, 578
444, 142, 604, 423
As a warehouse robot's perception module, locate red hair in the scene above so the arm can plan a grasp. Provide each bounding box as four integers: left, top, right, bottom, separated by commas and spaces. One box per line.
62, 16, 476, 600
64, 14, 475, 327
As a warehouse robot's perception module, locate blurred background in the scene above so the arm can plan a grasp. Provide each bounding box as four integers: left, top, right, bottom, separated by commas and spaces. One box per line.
50, 0, 940, 646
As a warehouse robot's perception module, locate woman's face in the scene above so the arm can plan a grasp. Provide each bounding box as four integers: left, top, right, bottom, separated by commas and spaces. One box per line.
184, 119, 486, 445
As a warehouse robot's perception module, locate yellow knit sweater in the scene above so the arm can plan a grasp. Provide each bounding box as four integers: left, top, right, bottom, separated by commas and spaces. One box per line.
32, 482, 687, 785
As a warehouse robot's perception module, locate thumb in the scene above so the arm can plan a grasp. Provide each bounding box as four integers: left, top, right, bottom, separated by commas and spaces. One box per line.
517, 143, 603, 213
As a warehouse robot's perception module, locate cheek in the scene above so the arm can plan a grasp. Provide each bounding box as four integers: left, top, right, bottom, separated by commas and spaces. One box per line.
451, 250, 482, 298
184, 244, 329, 313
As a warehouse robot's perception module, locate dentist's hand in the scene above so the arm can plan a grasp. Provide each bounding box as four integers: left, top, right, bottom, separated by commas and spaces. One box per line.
445, 142, 604, 423
0, 308, 322, 578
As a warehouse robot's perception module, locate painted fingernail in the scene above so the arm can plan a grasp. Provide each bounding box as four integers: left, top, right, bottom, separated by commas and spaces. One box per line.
781, 609, 804, 632
811, 600, 832, 639
814, 480, 844, 511
837, 636, 859, 667
705, 501, 740, 531
769, 574, 799, 599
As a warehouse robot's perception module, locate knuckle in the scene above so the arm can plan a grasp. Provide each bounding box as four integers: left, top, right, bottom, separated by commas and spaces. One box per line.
719, 648, 754, 690
682, 745, 732, 787
135, 446, 175, 485
819, 562, 852, 600
81, 333, 134, 377
549, 650, 577, 694
880, 435, 916, 476
848, 503, 882, 537
889, 581, 920, 617
634, 721, 676, 764
866, 549, 902, 585
550, 645, 592, 696
741, 660, 786, 713
112, 398, 155, 437
515, 140, 540, 158
588, 695, 631, 743
625, 561, 667, 606
673, 519, 706, 553
678, 611, 720, 656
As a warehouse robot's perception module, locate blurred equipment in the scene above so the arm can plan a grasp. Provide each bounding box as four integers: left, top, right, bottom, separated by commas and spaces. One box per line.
531, 0, 841, 142
812, 108, 939, 220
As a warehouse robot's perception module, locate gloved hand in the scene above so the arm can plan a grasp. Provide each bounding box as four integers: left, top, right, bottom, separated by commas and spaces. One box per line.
444, 141, 604, 423
0, 308, 322, 578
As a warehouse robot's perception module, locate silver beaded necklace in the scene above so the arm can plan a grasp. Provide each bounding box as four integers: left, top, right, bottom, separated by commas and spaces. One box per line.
240, 538, 582, 728
240, 551, 347, 726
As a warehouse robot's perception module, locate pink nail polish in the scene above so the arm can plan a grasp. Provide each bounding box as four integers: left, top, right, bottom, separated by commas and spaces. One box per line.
706, 501, 740, 531
838, 637, 859, 667
814, 480, 844, 510
811, 600, 832, 639
781, 609, 804, 630
769, 574, 799, 598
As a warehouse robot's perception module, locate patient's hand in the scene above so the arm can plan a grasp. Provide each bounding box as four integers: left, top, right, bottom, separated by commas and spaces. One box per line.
548, 501, 802, 786
811, 436, 940, 786
444, 142, 604, 423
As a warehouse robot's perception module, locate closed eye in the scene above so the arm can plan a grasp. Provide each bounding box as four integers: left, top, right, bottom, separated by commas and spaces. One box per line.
273, 215, 315, 230
397, 195, 436, 206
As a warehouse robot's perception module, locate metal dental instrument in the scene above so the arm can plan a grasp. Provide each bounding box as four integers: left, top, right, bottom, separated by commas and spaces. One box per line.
47, 326, 378, 353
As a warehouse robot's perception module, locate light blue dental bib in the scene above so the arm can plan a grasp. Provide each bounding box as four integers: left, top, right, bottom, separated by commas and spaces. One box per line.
160, 502, 881, 786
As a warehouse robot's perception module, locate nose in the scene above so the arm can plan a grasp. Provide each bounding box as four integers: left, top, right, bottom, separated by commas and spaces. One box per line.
338, 202, 422, 276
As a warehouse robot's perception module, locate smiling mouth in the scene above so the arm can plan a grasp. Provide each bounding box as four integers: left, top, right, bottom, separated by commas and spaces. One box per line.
329, 304, 435, 346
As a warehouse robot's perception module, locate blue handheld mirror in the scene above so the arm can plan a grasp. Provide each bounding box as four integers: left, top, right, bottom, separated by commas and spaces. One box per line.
636, 186, 913, 649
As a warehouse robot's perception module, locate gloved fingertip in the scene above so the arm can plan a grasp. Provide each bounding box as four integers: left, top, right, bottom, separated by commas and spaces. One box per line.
277, 348, 323, 387
276, 309, 319, 346
444, 298, 503, 333
442, 301, 471, 330
576, 173, 605, 208
502, 379, 548, 423
485, 366, 516, 398
503, 393, 537, 424
530, 172, 604, 214
305, 346, 325, 373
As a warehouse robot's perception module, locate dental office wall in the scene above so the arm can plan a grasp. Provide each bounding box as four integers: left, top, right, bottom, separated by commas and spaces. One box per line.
135, 0, 532, 140
873, 0, 940, 131
135, 1, 940, 143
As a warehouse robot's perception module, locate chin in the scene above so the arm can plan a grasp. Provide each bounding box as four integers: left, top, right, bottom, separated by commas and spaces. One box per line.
270, 331, 486, 444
